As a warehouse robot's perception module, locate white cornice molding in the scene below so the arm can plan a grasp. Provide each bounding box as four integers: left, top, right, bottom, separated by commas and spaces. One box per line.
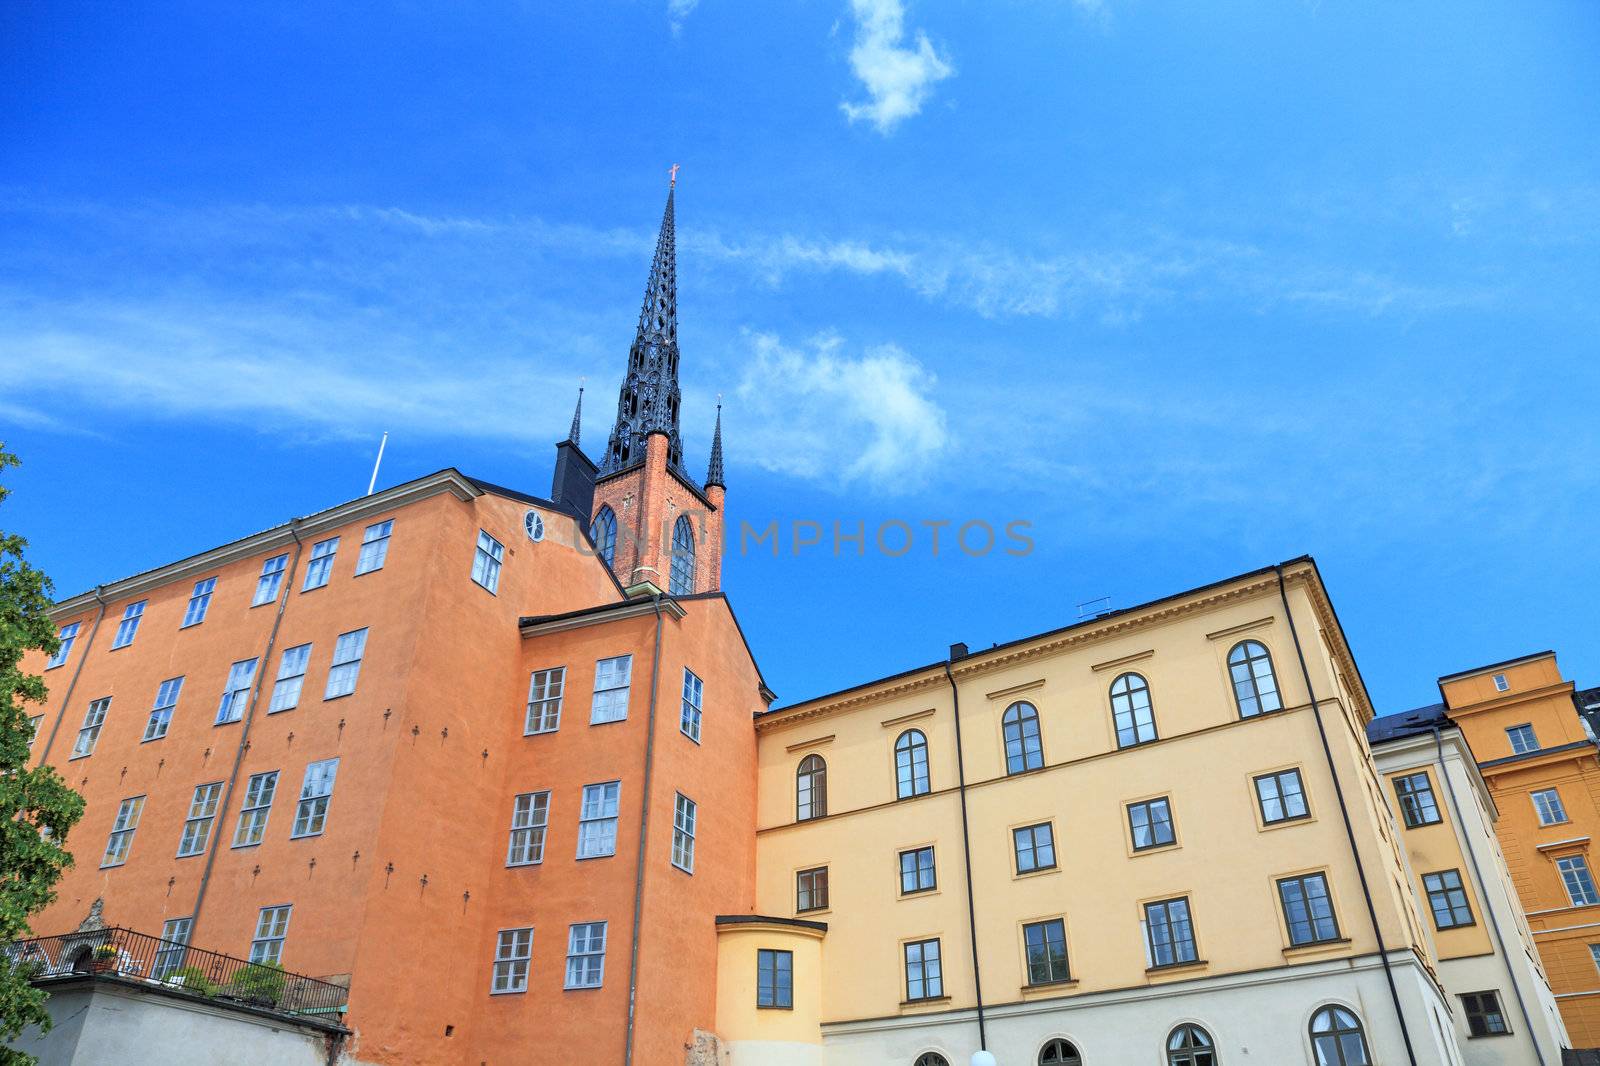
518, 598, 685, 638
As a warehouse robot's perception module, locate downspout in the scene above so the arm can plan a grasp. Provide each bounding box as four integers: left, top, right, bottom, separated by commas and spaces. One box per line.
190, 520, 306, 942
1428, 725, 1546, 1063
38, 585, 108, 765
943, 660, 988, 1052
623, 591, 667, 1066
1275, 566, 1419, 1066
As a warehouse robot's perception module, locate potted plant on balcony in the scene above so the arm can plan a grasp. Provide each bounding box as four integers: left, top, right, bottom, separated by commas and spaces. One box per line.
89, 942, 120, 975
166, 965, 218, 997
226, 961, 286, 1008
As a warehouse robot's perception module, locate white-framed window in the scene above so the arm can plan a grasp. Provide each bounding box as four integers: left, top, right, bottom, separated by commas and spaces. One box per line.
1533, 788, 1569, 827
1507, 724, 1539, 755
1558, 855, 1600, 907
1493, 672, 1510, 692
1590, 943, 1600, 975
72, 697, 111, 757
672, 793, 696, 873
577, 781, 621, 858
46, 622, 80, 669
590, 655, 632, 724
233, 770, 279, 847
152, 917, 192, 980
215, 658, 259, 724
507, 791, 551, 866
471, 530, 504, 594
302, 536, 340, 591
182, 577, 217, 627
101, 795, 145, 867
143, 676, 184, 742
250, 905, 292, 964
110, 600, 146, 649
253, 554, 289, 606
26, 714, 43, 749
492, 928, 533, 994
355, 519, 394, 575
324, 628, 368, 700
680, 668, 703, 742
270, 643, 312, 712
526, 667, 565, 735
291, 758, 340, 838
564, 921, 607, 989
177, 782, 224, 857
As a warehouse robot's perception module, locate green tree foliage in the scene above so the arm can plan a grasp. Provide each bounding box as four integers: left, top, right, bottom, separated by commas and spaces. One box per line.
0, 446, 86, 1062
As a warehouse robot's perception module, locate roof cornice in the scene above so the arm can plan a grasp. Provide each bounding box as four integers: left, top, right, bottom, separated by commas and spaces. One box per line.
518, 597, 686, 637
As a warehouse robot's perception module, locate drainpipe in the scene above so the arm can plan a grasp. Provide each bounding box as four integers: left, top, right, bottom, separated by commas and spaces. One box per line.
942, 658, 988, 1053
189, 520, 306, 943
623, 591, 667, 1066
37, 585, 108, 765
1275, 566, 1419, 1066
1428, 725, 1546, 1063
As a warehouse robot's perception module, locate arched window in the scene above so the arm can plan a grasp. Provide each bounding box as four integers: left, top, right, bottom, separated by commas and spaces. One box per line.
670, 514, 696, 595
914, 1055, 950, 1066
1309, 1006, 1370, 1066
797, 755, 827, 821
589, 506, 617, 569
1110, 672, 1158, 748
1039, 1039, 1082, 1065
1228, 640, 1282, 718
1003, 701, 1044, 775
1167, 1024, 1216, 1066
895, 730, 931, 799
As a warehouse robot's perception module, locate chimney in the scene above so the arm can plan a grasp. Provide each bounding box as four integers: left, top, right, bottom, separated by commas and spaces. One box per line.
949, 642, 970, 662
551, 440, 597, 528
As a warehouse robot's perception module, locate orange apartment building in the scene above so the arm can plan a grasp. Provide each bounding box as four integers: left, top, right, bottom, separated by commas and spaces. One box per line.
21, 182, 770, 1066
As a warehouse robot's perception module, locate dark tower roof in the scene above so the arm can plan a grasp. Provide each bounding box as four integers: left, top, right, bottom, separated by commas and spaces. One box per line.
567, 385, 584, 445
705, 403, 725, 489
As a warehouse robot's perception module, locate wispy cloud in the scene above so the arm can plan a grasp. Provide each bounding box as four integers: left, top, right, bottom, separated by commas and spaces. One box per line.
839, 0, 954, 134
668, 0, 699, 35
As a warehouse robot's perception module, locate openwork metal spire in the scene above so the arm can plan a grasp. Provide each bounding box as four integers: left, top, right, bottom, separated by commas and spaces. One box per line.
568, 384, 584, 445
705, 401, 725, 489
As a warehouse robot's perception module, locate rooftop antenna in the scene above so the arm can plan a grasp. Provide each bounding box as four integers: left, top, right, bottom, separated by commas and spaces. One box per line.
367, 432, 389, 496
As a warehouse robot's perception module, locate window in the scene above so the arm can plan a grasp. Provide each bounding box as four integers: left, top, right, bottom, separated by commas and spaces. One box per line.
1227, 639, 1282, 717
491, 928, 533, 994
1022, 918, 1070, 985
471, 530, 504, 593
1039, 1041, 1082, 1066
177, 782, 224, 857
590, 655, 632, 724
680, 668, 703, 742
253, 554, 289, 606
302, 536, 339, 590
233, 771, 279, 847
355, 519, 393, 575
757, 949, 793, 1008
916, 1056, 951, 1066
578, 781, 621, 858
1393, 772, 1442, 828
1557, 855, 1600, 906
324, 628, 368, 699
1013, 822, 1057, 874
270, 644, 312, 712
564, 921, 607, 988
1255, 768, 1309, 824
903, 938, 943, 1001
1309, 1006, 1370, 1066
899, 845, 936, 895
143, 677, 184, 741
590, 506, 617, 568
250, 905, 291, 964
101, 796, 145, 867
1167, 1024, 1216, 1066
1278, 872, 1340, 945
895, 729, 931, 798
110, 600, 146, 649
26, 714, 42, 749
1492, 672, 1510, 692
1533, 788, 1569, 827
1460, 990, 1509, 1037
1507, 723, 1539, 754
1110, 671, 1158, 747
152, 917, 192, 980
672, 793, 697, 873
46, 622, 79, 669
507, 791, 551, 866
182, 578, 217, 627
797, 867, 829, 913
797, 754, 827, 820
291, 758, 339, 837
1002, 701, 1044, 774
1591, 943, 1600, 975
72, 697, 111, 757
1144, 897, 1198, 968
215, 658, 259, 724
526, 667, 565, 734
1128, 797, 1177, 851
670, 514, 696, 595
1422, 869, 1474, 928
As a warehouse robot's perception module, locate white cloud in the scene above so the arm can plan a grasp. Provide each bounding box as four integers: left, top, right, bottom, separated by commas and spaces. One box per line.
668, 0, 699, 34
839, 0, 954, 134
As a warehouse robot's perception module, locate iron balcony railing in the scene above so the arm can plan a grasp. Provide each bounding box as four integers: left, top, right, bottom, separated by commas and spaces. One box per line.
6, 926, 347, 1020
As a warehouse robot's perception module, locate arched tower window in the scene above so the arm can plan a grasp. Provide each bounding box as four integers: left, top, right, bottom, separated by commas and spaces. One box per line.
590, 506, 617, 569
1309, 1006, 1370, 1066
1003, 701, 1044, 775
797, 755, 827, 821
914, 1055, 950, 1066
895, 729, 930, 799
1227, 640, 1282, 718
1038, 1039, 1082, 1065
1110, 672, 1158, 748
670, 514, 696, 595
1167, 1024, 1216, 1066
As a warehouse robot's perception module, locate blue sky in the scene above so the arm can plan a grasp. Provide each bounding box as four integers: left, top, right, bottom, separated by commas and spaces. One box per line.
2, 1, 1597, 711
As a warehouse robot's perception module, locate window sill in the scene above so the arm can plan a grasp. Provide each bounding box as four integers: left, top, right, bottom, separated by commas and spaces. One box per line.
1434, 921, 1477, 933
796, 908, 831, 918
575, 853, 617, 862
1145, 959, 1207, 975
322, 692, 353, 703
68, 753, 93, 761
1021, 978, 1078, 997
756, 1004, 794, 1011
1013, 865, 1060, 881
898, 888, 940, 900
1259, 814, 1314, 832
672, 862, 695, 876
589, 718, 629, 727
1131, 842, 1180, 857
1467, 1032, 1513, 1039
900, 996, 950, 1008
180, 621, 205, 630
489, 988, 526, 996
506, 860, 544, 869
1282, 937, 1351, 957
563, 984, 603, 992
1403, 820, 1444, 831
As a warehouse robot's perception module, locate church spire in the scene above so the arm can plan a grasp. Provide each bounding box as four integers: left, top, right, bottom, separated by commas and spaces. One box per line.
568, 383, 584, 445
705, 401, 725, 489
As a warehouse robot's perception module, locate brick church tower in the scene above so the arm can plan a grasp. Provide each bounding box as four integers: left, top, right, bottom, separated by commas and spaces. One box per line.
586, 176, 725, 595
